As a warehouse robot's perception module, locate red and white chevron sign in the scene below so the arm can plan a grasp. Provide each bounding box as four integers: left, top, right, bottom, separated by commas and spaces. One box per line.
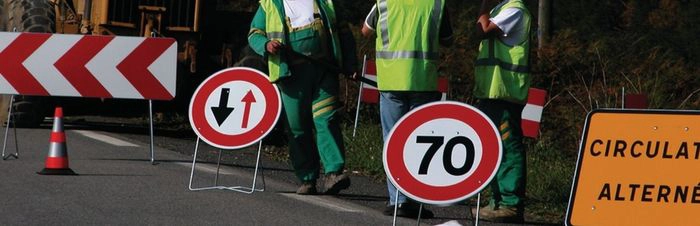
0, 32, 177, 100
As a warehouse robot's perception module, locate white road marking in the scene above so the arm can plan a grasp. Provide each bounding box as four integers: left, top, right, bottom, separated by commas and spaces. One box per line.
74, 130, 139, 147
174, 161, 365, 213
175, 162, 235, 175
279, 193, 364, 213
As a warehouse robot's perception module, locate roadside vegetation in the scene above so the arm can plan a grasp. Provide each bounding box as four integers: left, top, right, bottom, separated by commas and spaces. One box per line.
334, 0, 700, 224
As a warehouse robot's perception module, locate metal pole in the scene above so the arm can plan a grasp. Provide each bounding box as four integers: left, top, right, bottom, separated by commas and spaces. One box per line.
475, 193, 481, 226
622, 87, 626, 109
83, 0, 92, 19
215, 149, 223, 186
537, 0, 551, 48
417, 204, 423, 225
188, 138, 201, 191
2, 95, 17, 160
353, 55, 368, 137
81, 0, 93, 34
149, 100, 155, 164
392, 189, 399, 226
251, 141, 266, 192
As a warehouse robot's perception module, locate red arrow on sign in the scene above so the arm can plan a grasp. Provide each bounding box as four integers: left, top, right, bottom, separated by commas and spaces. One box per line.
54, 35, 114, 98
240, 90, 257, 129
117, 38, 174, 100
0, 33, 51, 96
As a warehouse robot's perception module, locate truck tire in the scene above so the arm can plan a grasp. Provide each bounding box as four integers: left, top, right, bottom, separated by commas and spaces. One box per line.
6, 0, 55, 127
0, 0, 5, 31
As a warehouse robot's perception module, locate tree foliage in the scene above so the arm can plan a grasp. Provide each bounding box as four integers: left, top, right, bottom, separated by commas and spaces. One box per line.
339, 0, 700, 154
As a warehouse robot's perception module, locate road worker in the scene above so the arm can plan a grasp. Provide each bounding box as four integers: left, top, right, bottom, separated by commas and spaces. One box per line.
361, 0, 453, 219
471, 0, 533, 223
248, 0, 358, 195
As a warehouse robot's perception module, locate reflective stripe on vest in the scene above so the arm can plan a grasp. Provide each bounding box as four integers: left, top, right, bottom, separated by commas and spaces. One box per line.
375, 0, 444, 91
261, 0, 287, 82
474, 0, 531, 103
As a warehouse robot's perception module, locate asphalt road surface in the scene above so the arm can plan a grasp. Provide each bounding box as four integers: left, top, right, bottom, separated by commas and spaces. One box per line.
0, 118, 548, 226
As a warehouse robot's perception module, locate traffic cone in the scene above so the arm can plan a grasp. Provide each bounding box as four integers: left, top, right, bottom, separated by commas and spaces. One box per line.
37, 106, 76, 175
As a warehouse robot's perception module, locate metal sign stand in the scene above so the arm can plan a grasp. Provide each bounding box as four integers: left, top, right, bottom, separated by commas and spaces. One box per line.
474, 193, 481, 226
0, 97, 156, 163
188, 138, 266, 194
352, 55, 368, 137
1, 95, 18, 160
390, 189, 425, 226
147, 31, 159, 165
148, 100, 155, 164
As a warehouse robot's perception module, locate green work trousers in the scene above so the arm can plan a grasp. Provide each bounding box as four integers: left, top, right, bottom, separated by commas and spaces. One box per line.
476, 99, 526, 208
278, 62, 345, 182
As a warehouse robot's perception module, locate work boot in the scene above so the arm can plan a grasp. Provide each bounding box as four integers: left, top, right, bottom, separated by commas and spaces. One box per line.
383, 201, 434, 219
323, 172, 351, 195
296, 181, 317, 195
471, 204, 523, 223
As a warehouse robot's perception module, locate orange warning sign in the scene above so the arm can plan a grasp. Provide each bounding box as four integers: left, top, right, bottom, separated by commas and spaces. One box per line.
567, 110, 700, 226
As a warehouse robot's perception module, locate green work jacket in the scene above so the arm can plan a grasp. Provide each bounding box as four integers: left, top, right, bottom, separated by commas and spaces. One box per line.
248, 0, 355, 82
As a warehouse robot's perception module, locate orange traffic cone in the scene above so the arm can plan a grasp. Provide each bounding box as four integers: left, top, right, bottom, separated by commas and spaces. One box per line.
37, 106, 76, 175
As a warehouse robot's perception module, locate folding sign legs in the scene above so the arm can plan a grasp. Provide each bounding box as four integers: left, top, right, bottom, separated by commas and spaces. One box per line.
473, 193, 481, 226
188, 138, 266, 194
389, 186, 426, 226
2, 95, 18, 160
148, 100, 156, 165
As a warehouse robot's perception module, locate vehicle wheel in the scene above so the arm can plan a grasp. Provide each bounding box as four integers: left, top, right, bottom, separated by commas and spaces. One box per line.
11, 99, 46, 127
6, 0, 55, 127
0, 0, 5, 31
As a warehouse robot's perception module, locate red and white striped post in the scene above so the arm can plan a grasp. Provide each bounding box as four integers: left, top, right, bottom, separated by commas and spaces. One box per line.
521, 88, 547, 139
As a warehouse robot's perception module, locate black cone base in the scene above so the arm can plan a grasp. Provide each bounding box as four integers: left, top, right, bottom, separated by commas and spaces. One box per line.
37, 168, 77, 175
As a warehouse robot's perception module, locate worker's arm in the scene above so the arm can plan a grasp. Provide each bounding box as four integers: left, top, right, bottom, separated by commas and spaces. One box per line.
361, 4, 378, 38
248, 7, 283, 57
475, 0, 503, 40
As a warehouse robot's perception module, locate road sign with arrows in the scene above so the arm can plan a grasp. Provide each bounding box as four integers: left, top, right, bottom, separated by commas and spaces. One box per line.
189, 67, 281, 149
0, 32, 176, 100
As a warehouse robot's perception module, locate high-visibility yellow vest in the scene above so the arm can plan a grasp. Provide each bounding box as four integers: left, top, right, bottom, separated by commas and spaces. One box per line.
375, 0, 444, 91
474, 0, 532, 104
260, 0, 343, 82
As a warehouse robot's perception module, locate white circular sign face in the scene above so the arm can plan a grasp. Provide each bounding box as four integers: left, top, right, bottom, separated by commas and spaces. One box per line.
384, 101, 502, 205
189, 67, 281, 149
202, 81, 267, 135
403, 118, 485, 187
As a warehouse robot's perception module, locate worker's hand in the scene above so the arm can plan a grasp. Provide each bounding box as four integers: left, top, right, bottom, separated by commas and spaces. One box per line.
348, 71, 359, 81
266, 40, 283, 55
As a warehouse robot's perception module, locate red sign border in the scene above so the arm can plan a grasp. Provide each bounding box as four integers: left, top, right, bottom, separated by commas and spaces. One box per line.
188, 67, 281, 149
383, 101, 502, 205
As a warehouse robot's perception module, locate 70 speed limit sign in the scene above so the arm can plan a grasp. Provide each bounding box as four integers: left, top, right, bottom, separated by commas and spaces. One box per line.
384, 101, 502, 205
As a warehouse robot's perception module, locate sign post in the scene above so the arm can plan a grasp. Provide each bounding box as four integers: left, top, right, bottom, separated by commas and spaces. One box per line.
567, 109, 700, 226
187, 67, 281, 194
384, 101, 502, 205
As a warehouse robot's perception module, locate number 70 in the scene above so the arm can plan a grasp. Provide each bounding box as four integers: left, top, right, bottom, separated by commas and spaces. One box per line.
416, 136, 475, 176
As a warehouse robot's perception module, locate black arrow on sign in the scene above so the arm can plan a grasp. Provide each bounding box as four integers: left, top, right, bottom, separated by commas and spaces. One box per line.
211, 88, 234, 126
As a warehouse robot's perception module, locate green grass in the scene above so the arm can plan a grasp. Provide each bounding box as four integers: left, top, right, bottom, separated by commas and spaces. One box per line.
525, 138, 577, 224
342, 120, 385, 179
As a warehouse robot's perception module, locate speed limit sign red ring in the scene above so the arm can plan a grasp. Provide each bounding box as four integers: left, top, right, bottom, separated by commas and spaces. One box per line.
383, 101, 502, 205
